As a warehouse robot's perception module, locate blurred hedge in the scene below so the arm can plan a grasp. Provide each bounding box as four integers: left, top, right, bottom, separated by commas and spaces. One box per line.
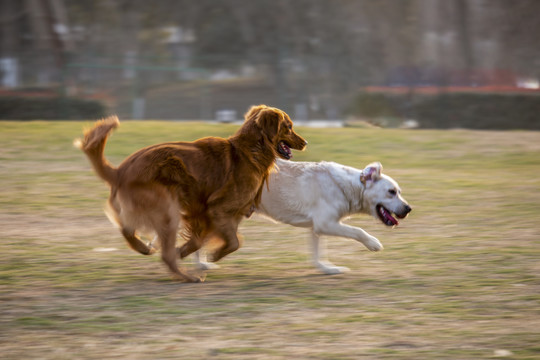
348, 92, 540, 129
0, 96, 107, 120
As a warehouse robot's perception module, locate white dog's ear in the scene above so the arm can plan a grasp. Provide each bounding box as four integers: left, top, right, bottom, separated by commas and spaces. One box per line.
360, 162, 383, 184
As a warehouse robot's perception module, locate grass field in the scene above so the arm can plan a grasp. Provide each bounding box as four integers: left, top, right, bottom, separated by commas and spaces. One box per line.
1, 120, 539, 359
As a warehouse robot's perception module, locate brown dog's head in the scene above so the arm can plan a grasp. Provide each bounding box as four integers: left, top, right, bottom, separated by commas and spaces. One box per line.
244, 105, 307, 159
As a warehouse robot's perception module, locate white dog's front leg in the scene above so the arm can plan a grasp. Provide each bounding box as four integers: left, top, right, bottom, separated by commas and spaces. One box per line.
193, 250, 220, 270
310, 230, 350, 275
314, 222, 383, 252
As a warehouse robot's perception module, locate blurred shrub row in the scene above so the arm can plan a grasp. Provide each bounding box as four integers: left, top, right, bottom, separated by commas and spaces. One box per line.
0, 96, 106, 120
348, 92, 540, 129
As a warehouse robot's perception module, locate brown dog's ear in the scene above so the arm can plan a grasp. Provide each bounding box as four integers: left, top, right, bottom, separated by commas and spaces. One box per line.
245, 104, 266, 121
256, 107, 281, 141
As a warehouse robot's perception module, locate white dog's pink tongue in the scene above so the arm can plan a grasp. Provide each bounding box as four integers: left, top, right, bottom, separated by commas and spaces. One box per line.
380, 206, 398, 226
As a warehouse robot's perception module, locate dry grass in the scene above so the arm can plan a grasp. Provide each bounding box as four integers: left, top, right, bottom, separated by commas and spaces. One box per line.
0, 121, 539, 359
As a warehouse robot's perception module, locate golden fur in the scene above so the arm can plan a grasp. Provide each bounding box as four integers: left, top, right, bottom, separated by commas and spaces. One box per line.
76, 105, 306, 282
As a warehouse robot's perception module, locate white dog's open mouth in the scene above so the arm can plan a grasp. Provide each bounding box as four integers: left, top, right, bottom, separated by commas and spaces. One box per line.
376, 204, 399, 226
278, 141, 292, 159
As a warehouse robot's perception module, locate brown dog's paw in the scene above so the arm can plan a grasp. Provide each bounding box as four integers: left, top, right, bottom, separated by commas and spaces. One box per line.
186, 273, 206, 283
147, 245, 158, 255
172, 271, 206, 283
195, 272, 207, 283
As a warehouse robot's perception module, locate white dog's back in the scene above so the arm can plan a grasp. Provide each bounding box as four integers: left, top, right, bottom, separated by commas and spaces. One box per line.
258, 159, 366, 227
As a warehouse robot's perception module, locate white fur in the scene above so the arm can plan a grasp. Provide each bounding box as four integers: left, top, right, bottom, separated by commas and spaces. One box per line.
196, 159, 411, 274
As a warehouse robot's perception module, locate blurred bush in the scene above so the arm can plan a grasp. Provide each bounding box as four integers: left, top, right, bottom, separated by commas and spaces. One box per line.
347, 93, 398, 119
0, 96, 107, 120
348, 92, 540, 129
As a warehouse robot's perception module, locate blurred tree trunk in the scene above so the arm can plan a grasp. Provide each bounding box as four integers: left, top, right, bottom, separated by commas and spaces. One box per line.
455, 0, 474, 70
25, 0, 58, 83
1, 0, 20, 57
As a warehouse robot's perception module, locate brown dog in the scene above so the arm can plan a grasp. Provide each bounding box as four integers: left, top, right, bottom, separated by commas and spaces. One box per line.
76, 105, 307, 282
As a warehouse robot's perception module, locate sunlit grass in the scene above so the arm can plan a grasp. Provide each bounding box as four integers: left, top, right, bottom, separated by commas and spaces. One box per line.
0, 120, 539, 359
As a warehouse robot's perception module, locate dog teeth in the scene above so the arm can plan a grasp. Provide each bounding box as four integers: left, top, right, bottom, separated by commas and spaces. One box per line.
379, 206, 398, 226
279, 142, 292, 158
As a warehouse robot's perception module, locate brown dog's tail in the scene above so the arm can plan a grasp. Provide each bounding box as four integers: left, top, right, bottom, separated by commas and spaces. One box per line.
74, 116, 120, 185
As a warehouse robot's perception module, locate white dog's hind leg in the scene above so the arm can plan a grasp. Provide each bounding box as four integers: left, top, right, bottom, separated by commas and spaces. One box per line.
193, 250, 220, 270
314, 222, 383, 252
310, 230, 350, 275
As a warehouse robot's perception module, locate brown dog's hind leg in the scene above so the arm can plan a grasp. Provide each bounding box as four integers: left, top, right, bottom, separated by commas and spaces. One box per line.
158, 222, 203, 283
121, 228, 157, 255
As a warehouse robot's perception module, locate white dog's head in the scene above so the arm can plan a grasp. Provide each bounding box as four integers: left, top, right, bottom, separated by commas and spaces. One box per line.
361, 162, 411, 227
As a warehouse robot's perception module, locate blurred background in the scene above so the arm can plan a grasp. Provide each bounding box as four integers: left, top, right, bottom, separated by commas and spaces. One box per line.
1, 0, 539, 128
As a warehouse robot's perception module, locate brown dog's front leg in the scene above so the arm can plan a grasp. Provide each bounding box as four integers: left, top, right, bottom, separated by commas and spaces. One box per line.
177, 237, 203, 259
245, 204, 256, 218
210, 220, 243, 262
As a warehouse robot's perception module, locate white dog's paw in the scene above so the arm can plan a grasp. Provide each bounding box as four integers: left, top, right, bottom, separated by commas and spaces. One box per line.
316, 261, 350, 275
365, 237, 384, 252
197, 261, 221, 271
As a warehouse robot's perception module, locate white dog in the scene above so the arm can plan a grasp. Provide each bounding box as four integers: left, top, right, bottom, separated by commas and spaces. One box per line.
196, 159, 411, 274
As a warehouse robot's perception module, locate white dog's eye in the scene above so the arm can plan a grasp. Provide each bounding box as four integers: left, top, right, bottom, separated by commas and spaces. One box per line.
388, 189, 397, 196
